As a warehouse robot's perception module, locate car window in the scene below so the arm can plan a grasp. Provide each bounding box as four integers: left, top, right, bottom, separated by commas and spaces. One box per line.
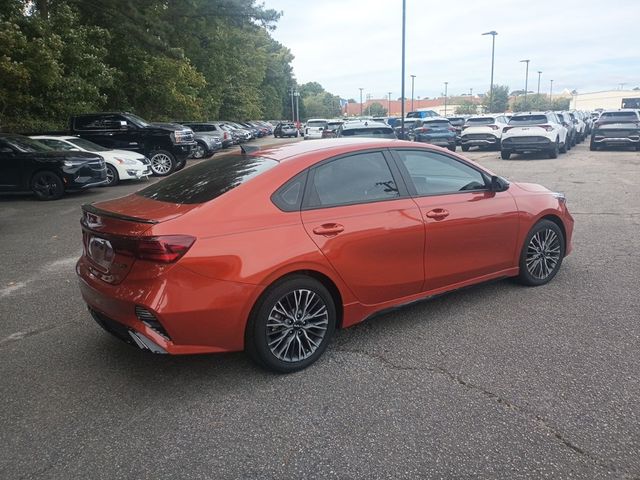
599, 112, 639, 122
396, 150, 487, 196
467, 117, 495, 125
38, 139, 75, 151
509, 115, 549, 125
307, 152, 399, 208
2, 135, 53, 153
307, 121, 328, 128
68, 138, 110, 152
339, 127, 395, 138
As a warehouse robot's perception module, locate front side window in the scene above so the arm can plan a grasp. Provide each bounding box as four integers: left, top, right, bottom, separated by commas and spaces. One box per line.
306, 152, 399, 208
396, 150, 487, 196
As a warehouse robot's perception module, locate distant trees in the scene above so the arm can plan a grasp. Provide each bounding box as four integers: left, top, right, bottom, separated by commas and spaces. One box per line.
367, 102, 387, 116
482, 85, 510, 113
512, 94, 570, 112
455, 100, 477, 115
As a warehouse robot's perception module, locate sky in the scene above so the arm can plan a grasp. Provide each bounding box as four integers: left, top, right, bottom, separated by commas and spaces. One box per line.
264, 0, 640, 100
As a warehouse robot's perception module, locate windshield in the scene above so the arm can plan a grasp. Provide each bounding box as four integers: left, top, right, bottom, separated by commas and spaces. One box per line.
68, 138, 109, 152
467, 117, 495, 125
598, 112, 639, 123
2, 135, 53, 153
124, 113, 150, 127
137, 155, 278, 204
509, 115, 548, 125
307, 121, 328, 128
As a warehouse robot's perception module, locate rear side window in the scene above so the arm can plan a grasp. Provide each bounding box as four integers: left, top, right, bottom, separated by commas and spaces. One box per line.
509, 115, 548, 125
305, 152, 399, 208
136, 155, 278, 204
307, 121, 328, 128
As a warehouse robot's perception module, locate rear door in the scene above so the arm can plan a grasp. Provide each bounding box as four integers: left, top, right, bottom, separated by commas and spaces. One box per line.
392, 148, 520, 291
0, 141, 22, 189
301, 150, 425, 305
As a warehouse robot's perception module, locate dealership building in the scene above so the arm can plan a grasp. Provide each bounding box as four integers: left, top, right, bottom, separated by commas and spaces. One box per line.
571, 90, 640, 110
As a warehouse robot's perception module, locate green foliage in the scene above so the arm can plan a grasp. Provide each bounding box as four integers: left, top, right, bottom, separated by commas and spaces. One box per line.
367, 102, 387, 116
455, 100, 476, 115
511, 94, 570, 112
482, 85, 510, 113
0, 0, 333, 131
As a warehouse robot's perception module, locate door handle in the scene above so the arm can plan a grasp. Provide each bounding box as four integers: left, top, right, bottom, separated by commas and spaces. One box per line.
312, 223, 344, 236
425, 209, 450, 220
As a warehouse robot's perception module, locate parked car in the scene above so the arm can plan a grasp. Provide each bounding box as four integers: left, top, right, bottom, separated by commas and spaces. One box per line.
274, 122, 299, 138
460, 115, 510, 151
175, 122, 224, 159
238, 122, 262, 138
223, 123, 253, 142
590, 109, 640, 151
413, 118, 457, 151
406, 110, 439, 119
321, 120, 344, 139
336, 120, 396, 139
77, 139, 573, 372
446, 116, 467, 144
31, 135, 150, 186
0, 134, 106, 200
568, 111, 586, 142
69, 112, 195, 177
304, 119, 328, 139
393, 118, 420, 140
555, 112, 576, 148
501, 112, 568, 159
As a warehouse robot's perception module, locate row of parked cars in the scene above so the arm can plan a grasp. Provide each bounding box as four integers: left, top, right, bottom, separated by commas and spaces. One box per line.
0, 112, 276, 200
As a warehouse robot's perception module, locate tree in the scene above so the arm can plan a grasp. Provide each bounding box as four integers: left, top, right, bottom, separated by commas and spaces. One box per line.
367, 102, 387, 116
482, 85, 509, 113
455, 100, 476, 115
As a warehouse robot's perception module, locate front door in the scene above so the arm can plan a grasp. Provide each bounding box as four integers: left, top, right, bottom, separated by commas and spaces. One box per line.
0, 142, 22, 189
301, 150, 424, 305
392, 149, 520, 291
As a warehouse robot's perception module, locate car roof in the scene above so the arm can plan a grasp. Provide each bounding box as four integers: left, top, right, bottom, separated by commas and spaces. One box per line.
341, 120, 389, 128
31, 135, 76, 140
252, 138, 404, 162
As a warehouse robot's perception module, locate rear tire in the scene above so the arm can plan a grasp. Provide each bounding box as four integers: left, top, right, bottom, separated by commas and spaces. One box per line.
461, 145, 470, 152
245, 275, 336, 373
517, 220, 565, 286
560, 139, 568, 154
192, 141, 207, 159
501, 150, 511, 160
548, 139, 559, 159
149, 150, 177, 176
447, 145, 456, 152
589, 140, 598, 151
31, 171, 64, 201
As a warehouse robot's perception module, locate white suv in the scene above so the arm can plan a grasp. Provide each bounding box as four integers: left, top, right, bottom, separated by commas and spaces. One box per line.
304, 119, 328, 140
501, 112, 568, 159
460, 115, 510, 151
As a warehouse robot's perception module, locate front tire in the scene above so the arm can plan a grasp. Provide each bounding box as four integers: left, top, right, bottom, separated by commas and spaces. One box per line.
501, 149, 511, 160
447, 145, 456, 152
104, 164, 120, 186
461, 145, 470, 152
548, 139, 559, 159
149, 150, 177, 176
517, 219, 565, 286
192, 141, 207, 159
245, 275, 336, 373
31, 171, 64, 200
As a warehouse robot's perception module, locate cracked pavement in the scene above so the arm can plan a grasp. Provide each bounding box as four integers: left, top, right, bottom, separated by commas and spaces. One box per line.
1, 140, 639, 479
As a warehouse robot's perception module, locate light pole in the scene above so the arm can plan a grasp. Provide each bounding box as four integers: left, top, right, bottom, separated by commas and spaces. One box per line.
410, 74, 416, 112
400, 0, 406, 132
366, 93, 372, 116
537, 71, 542, 96
388, 92, 392, 115
469, 87, 473, 97
549, 79, 554, 107
359, 87, 364, 116
444, 82, 448, 117
482, 31, 497, 112
294, 90, 300, 125
290, 87, 295, 122
520, 59, 530, 108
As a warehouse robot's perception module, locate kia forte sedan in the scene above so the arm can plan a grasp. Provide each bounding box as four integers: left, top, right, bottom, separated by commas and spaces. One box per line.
77, 139, 574, 372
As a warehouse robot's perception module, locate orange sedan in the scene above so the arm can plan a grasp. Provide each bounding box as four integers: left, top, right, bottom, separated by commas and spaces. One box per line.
77, 139, 574, 372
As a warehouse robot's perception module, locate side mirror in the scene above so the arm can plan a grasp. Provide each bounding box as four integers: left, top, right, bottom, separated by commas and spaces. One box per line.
490, 175, 509, 192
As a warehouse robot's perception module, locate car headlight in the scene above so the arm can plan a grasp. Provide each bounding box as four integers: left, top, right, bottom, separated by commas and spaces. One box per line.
114, 157, 141, 165
63, 159, 87, 167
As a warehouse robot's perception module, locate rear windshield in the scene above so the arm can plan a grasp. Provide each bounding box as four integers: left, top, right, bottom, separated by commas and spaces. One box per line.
467, 117, 495, 125
340, 127, 395, 138
424, 120, 450, 127
307, 121, 328, 128
397, 120, 418, 129
136, 155, 278, 204
281, 124, 295, 128
599, 112, 639, 122
509, 115, 548, 125
447, 118, 465, 124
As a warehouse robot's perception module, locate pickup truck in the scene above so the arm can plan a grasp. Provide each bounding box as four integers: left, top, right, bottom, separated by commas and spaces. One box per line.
69, 112, 196, 176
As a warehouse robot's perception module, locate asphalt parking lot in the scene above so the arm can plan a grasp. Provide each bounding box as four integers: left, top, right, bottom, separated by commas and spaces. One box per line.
1, 138, 639, 479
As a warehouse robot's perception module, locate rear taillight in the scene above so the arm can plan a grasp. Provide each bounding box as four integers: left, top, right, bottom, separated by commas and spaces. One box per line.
462, 125, 469, 130
489, 125, 499, 130
114, 235, 196, 263
448, 127, 456, 132
538, 124, 554, 132
503, 126, 514, 132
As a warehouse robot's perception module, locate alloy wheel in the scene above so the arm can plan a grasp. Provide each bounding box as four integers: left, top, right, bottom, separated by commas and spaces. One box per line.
193, 144, 205, 159
266, 289, 328, 363
151, 153, 172, 175
33, 173, 59, 198
526, 228, 561, 280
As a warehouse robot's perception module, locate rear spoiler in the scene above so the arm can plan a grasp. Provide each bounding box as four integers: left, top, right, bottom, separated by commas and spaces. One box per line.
82, 203, 159, 225
240, 144, 261, 155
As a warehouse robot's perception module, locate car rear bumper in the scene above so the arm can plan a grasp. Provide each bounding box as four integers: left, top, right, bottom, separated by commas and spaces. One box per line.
461, 134, 499, 146
592, 136, 639, 145
77, 259, 263, 354
414, 136, 456, 146
502, 136, 553, 152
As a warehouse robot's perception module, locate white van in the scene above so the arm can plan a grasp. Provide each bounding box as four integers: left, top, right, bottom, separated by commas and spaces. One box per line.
304, 119, 328, 139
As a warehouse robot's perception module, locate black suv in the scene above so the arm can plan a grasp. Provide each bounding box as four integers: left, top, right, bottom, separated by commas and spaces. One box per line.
0, 134, 107, 200
590, 110, 640, 151
69, 112, 196, 176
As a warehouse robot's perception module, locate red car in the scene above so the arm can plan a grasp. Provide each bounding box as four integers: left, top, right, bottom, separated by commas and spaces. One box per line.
77, 139, 574, 372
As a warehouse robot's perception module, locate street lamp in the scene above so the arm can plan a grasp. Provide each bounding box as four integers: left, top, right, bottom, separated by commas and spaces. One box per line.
294, 90, 300, 125
537, 71, 542, 96
444, 82, 448, 117
482, 31, 497, 112
400, 0, 406, 133
520, 59, 530, 108
549, 79, 554, 106
289, 87, 295, 122
388, 91, 392, 115
359, 87, 364, 116
410, 74, 416, 112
